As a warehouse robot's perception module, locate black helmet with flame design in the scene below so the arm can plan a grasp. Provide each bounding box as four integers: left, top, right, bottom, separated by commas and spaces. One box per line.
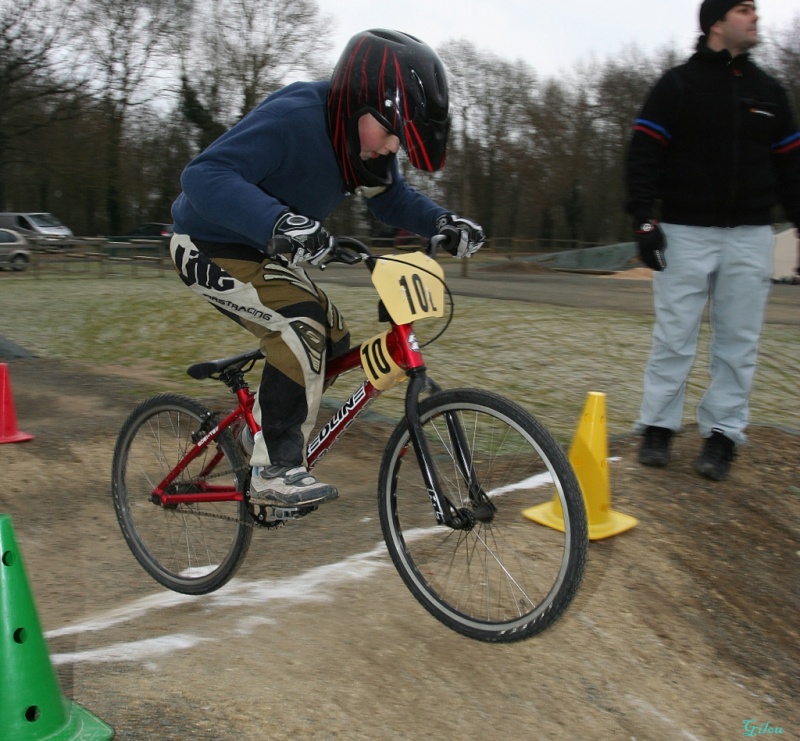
327, 29, 450, 193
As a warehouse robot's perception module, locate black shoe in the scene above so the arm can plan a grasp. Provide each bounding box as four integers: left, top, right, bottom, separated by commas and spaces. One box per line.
696, 430, 736, 481
638, 426, 673, 467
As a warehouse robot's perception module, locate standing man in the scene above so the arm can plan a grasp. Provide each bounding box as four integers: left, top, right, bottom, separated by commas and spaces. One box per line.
626, 1, 800, 480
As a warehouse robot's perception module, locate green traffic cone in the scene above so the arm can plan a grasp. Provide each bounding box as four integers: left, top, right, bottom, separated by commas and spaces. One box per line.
0, 514, 114, 740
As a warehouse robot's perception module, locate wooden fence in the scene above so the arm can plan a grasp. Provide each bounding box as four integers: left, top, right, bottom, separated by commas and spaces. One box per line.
27, 238, 170, 278
22, 234, 606, 280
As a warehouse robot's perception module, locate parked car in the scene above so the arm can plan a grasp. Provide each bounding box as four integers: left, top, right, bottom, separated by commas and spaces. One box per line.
128, 223, 174, 239
0, 229, 32, 271
0, 212, 73, 241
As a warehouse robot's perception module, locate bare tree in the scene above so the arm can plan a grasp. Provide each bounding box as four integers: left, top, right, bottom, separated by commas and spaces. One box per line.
439, 41, 539, 243
73, 0, 192, 232
186, 0, 334, 123
525, 76, 585, 246
587, 47, 666, 241
0, 0, 87, 206
762, 14, 800, 120
2, 2, 719, 245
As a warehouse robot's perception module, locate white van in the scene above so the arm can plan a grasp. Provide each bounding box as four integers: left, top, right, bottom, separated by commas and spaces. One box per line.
0, 212, 73, 240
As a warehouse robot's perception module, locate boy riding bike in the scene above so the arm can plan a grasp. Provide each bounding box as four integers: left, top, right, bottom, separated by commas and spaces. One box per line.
169, 29, 484, 509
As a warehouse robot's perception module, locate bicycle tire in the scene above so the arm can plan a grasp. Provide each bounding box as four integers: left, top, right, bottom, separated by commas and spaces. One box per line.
378, 388, 588, 642
112, 393, 252, 595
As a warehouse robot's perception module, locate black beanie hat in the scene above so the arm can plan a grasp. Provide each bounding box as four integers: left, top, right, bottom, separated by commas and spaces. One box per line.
699, 0, 742, 35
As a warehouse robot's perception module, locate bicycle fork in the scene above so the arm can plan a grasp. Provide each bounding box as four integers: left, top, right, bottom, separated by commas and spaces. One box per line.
404, 372, 496, 530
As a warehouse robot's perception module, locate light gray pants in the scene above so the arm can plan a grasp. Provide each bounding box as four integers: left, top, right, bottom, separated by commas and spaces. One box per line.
636, 223, 773, 445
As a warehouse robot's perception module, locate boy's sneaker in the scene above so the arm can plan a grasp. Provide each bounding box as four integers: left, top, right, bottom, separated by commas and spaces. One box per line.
696, 430, 736, 481
249, 465, 338, 507
638, 426, 673, 467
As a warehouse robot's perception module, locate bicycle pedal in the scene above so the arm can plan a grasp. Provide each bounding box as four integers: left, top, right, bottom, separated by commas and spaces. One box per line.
255, 503, 318, 523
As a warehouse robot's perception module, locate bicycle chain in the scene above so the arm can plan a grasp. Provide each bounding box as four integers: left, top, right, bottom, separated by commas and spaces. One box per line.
167, 464, 315, 530
166, 464, 271, 529
173, 503, 260, 527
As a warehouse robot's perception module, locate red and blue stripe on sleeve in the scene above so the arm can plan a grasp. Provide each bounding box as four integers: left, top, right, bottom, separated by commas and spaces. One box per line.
773, 131, 800, 155
633, 118, 671, 146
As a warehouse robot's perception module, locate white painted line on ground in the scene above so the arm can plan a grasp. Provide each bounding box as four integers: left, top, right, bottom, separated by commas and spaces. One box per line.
48, 459, 615, 665
52, 634, 209, 665
48, 542, 391, 665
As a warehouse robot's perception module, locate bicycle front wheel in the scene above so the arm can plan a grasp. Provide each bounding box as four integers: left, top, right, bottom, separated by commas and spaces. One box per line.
378, 388, 588, 642
112, 393, 252, 595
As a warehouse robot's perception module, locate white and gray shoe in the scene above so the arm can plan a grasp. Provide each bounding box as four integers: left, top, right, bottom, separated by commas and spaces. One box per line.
249, 465, 338, 507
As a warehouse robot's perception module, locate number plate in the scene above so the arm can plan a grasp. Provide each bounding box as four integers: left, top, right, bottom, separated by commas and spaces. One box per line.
360, 331, 408, 390
371, 252, 445, 325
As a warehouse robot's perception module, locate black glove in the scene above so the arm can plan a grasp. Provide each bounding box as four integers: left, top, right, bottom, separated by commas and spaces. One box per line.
272, 212, 333, 267
635, 220, 667, 271
435, 214, 485, 258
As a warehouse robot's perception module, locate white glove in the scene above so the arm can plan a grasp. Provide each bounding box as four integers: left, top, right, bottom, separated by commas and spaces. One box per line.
272, 212, 333, 266
435, 214, 485, 258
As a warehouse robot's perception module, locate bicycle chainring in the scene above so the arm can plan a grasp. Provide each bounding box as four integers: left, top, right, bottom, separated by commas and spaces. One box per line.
164, 467, 318, 530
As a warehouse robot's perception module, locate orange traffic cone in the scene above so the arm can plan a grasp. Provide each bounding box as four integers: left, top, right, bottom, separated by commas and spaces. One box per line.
0, 364, 33, 444
523, 392, 638, 540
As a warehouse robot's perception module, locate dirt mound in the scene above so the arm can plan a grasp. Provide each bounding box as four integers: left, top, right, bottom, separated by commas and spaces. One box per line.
606, 424, 799, 702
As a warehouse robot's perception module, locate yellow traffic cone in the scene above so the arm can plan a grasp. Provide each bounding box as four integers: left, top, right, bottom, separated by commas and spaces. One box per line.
0, 514, 115, 740
523, 392, 638, 540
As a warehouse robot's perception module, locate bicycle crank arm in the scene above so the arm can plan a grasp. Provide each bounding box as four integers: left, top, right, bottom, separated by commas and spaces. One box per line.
252, 502, 318, 525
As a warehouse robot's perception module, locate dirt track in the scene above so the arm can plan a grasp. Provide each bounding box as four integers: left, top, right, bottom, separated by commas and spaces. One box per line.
0, 351, 798, 740
1, 262, 798, 739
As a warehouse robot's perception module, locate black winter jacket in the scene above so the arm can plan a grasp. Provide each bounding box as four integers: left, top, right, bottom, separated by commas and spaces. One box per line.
625, 43, 800, 229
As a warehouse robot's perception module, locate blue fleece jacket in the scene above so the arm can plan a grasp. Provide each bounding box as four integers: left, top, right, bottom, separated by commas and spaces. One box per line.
171, 81, 448, 250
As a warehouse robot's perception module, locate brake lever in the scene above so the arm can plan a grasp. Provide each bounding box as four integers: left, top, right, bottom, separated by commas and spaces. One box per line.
427, 232, 450, 259
316, 245, 365, 270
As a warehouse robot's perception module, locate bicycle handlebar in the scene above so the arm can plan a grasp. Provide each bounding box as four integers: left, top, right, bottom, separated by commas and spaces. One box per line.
265, 230, 458, 271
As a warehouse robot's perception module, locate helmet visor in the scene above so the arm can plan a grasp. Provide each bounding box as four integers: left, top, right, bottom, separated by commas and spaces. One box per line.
378, 64, 449, 172
396, 110, 448, 171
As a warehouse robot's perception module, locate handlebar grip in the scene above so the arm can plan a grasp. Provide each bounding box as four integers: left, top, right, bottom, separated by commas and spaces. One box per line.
265, 236, 295, 258
435, 225, 460, 254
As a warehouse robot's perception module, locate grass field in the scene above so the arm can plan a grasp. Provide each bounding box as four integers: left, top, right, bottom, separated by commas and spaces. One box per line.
1, 270, 797, 442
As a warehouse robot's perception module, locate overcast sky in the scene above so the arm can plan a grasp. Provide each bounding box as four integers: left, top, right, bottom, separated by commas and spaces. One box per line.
313, 0, 797, 78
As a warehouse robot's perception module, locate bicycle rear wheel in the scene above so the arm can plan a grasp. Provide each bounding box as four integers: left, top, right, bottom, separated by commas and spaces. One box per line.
112, 393, 252, 594
378, 388, 588, 642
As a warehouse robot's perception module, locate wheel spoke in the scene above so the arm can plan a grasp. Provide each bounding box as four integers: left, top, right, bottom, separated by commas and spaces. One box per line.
379, 389, 587, 642
112, 394, 252, 595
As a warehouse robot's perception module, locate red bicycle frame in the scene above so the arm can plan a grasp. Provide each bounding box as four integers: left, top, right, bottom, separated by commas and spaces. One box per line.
152, 322, 425, 507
